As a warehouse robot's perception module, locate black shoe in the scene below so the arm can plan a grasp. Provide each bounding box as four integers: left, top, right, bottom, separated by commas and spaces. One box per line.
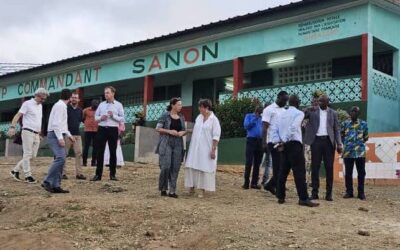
325, 194, 333, 201
90, 176, 102, 181
25, 176, 37, 184
76, 174, 87, 180
242, 184, 249, 190
161, 191, 167, 196
278, 198, 285, 204
168, 193, 178, 198
82, 162, 87, 167
41, 182, 53, 193
358, 193, 366, 200
251, 184, 261, 190
52, 187, 70, 193
264, 185, 276, 195
299, 199, 320, 207
10, 171, 22, 182
343, 193, 354, 199
62, 174, 68, 180
311, 193, 319, 200
110, 176, 119, 181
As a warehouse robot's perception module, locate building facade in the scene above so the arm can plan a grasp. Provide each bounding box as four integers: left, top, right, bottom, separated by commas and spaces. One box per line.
0, 0, 399, 179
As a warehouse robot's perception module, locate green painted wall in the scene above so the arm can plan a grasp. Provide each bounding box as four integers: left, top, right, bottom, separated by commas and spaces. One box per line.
218, 137, 246, 165
36, 144, 134, 162
367, 4, 400, 132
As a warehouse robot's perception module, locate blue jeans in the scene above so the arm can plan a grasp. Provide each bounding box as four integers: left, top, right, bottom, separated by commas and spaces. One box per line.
44, 131, 66, 188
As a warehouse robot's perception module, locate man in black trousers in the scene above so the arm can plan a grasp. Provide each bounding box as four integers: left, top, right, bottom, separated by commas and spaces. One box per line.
242, 106, 264, 189
304, 95, 342, 201
262, 91, 289, 195
341, 106, 368, 200
271, 95, 319, 207
91, 86, 125, 181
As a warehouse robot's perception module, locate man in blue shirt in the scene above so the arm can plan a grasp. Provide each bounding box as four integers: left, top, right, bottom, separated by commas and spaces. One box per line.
271, 95, 319, 207
242, 106, 264, 189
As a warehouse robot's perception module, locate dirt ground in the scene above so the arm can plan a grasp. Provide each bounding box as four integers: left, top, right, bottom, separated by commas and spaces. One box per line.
0, 157, 399, 250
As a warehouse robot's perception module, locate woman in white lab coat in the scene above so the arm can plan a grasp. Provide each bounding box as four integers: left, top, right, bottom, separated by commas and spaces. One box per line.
185, 99, 221, 198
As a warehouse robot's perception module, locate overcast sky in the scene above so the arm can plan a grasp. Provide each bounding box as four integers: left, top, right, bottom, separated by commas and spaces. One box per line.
0, 0, 300, 64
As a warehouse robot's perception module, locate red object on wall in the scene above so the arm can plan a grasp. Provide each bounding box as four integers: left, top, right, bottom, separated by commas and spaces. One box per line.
143, 75, 154, 116
233, 58, 244, 98
361, 34, 368, 101
180, 106, 193, 122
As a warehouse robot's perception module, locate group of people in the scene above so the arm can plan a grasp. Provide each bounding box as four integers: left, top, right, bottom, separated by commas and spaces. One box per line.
6, 86, 367, 203
243, 91, 368, 207
8, 86, 126, 193
155, 98, 221, 198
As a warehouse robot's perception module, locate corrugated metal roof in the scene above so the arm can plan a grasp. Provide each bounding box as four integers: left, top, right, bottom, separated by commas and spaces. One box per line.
0, 63, 42, 76
0, 0, 329, 78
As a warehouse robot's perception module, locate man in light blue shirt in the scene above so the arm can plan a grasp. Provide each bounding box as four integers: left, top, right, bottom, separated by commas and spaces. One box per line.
271, 95, 319, 207
91, 86, 125, 181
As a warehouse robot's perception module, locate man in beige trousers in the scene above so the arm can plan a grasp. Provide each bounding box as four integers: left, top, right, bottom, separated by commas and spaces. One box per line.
8, 88, 49, 183
63, 92, 86, 180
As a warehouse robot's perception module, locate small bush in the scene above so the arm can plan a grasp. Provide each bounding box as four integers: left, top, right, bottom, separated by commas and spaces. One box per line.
336, 108, 350, 124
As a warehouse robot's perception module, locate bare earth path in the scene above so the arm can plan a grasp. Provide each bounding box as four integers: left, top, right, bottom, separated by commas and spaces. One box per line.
0, 157, 399, 250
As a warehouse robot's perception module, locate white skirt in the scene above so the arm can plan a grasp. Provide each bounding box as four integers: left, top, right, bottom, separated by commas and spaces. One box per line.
104, 141, 125, 166
184, 168, 216, 192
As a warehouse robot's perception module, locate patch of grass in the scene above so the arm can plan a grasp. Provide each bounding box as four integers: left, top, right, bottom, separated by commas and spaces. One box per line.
35, 217, 47, 223
65, 204, 83, 211
1, 190, 28, 198
94, 227, 108, 235
59, 216, 82, 230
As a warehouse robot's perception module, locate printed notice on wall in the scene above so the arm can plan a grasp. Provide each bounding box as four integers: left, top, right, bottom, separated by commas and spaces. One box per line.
298, 15, 346, 41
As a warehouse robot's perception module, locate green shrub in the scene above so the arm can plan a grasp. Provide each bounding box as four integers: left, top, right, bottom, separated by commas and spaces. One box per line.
214, 97, 261, 139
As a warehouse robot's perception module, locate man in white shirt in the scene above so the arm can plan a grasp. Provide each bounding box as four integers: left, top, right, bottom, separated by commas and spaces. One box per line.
8, 88, 49, 184
42, 89, 75, 193
91, 86, 125, 181
271, 95, 319, 207
261, 91, 288, 195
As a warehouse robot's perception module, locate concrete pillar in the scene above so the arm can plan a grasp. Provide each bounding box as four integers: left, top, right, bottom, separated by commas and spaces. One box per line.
143, 75, 154, 116
233, 58, 244, 98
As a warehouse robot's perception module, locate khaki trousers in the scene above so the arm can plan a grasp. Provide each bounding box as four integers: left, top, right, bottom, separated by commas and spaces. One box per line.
64, 135, 83, 176
13, 129, 40, 178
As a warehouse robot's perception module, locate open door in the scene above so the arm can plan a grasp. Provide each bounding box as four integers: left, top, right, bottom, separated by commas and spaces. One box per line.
192, 79, 215, 120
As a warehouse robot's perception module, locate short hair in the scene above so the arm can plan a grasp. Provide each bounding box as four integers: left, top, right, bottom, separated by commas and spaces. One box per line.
105, 86, 116, 94
255, 105, 264, 113
288, 95, 300, 106
91, 99, 100, 106
60, 89, 72, 101
34, 88, 49, 97
198, 99, 212, 110
350, 106, 360, 112
277, 91, 288, 98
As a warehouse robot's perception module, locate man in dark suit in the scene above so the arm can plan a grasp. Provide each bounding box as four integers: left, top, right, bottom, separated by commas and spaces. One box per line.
304, 95, 343, 201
